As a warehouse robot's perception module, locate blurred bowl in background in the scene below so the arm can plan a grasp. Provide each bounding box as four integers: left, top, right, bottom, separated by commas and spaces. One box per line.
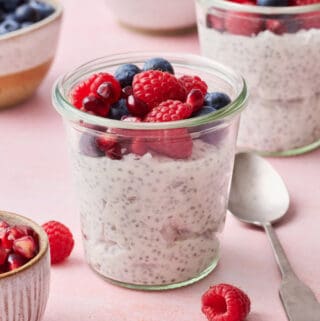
0, 210, 50, 321
105, 0, 196, 33
0, 0, 63, 109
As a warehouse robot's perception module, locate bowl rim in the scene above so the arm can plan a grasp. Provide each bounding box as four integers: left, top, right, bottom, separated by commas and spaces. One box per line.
0, 210, 49, 280
0, 0, 63, 41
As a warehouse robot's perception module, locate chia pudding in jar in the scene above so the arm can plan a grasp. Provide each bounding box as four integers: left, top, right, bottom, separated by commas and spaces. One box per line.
196, 0, 320, 155
52, 53, 247, 290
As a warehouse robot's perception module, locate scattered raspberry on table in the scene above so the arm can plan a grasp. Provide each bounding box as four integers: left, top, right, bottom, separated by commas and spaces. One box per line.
42, 221, 74, 264
201, 283, 251, 321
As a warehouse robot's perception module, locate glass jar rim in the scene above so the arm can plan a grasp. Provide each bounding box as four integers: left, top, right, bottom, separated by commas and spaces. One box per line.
52, 52, 248, 130
197, 0, 320, 15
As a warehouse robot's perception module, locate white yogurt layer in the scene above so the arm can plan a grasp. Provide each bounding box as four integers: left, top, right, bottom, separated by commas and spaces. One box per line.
198, 26, 320, 152
70, 136, 233, 286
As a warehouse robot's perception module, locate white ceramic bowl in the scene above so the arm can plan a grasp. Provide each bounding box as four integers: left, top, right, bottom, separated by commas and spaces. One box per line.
0, 0, 63, 109
105, 0, 196, 32
0, 210, 50, 321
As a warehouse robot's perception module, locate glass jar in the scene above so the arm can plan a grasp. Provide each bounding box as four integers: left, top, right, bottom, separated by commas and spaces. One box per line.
196, 0, 320, 156
52, 52, 247, 290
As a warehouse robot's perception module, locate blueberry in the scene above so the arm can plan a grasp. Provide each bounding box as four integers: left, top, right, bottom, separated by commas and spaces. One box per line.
30, 0, 54, 20
14, 4, 40, 23
0, 18, 20, 35
204, 92, 231, 110
0, 9, 4, 23
143, 57, 174, 74
79, 132, 104, 157
114, 64, 141, 88
193, 106, 217, 117
257, 0, 288, 6
109, 99, 130, 120
0, 0, 22, 12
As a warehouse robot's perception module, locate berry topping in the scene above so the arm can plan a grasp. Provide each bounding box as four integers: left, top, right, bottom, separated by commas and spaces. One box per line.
121, 86, 134, 98
30, 0, 55, 20
115, 64, 141, 88
257, 0, 288, 5
71, 73, 101, 109
144, 100, 192, 122
82, 94, 110, 117
79, 132, 105, 157
193, 106, 217, 117
127, 95, 149, 117
148, 129, 193, 159
14, 4, 39, 23
7, 253, 27, 271
96, 134, 123, 160
109, 99, 130, 120
0, 18, 20, 34
186, 89, 205, 113
201, 284, 251, 321
204, 92, 231, 110
225, 11, 262, 36
90, 73, 121, 104
133, 70, 186, 109
143, 57, 175, 74
0, 219, 39, 274
178, 75, 208, 96
42, 221, 74, 264
13, 236, 37, 259
207, 14, 225, 31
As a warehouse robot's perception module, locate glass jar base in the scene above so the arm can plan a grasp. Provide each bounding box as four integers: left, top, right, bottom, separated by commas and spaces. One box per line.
88, 256, 220, 291
238, 138, 320, 157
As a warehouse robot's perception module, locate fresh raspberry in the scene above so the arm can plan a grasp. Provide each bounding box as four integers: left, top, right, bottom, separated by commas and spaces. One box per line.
90, 73, 121, 104
132, 70, 186, 110
201, 284, 251, 321
71, 73, 100, 109
42, 221, 74, 264
178, 75, 208, 96
147, 129, 193, 159
144, 100, 192, 122
225, 11, 262, 36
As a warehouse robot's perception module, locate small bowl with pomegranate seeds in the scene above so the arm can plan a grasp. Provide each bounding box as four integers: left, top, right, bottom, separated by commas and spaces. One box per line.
52, 52, 247, 290
0, 210, 50, 321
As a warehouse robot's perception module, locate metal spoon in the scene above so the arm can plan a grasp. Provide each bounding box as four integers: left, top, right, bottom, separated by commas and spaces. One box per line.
228, 152, 320, 321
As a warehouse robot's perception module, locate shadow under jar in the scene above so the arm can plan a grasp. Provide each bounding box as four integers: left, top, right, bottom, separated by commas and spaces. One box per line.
52, 52, 247, 290
196, 0, 320, 156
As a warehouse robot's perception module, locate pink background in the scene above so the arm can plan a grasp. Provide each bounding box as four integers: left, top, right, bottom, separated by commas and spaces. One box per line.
0, 1, 319, 320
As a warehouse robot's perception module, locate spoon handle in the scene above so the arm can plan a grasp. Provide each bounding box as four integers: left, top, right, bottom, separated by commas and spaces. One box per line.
264, 223, 320, 321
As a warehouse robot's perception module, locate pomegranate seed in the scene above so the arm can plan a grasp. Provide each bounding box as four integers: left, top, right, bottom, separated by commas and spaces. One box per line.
96, 82, 113, 101
186, 89, 204, 113
82, 94, 110, 117
0, 247, 9, 265
121, 86, 133, 98
127, 95, 149, 117
7, 253, 27, 271
13, 236, 37, 259
96, 135, 117, 151
0, 226, 25, 250
106, 143, 122, 160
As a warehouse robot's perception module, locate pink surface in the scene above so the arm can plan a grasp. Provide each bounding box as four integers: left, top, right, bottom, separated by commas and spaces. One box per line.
0, 1, 319, 320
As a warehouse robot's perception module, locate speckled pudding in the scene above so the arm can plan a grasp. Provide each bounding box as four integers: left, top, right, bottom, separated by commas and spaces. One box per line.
196, 0, 320, 155
69, 132, 233, 286
52, 53, 247, 290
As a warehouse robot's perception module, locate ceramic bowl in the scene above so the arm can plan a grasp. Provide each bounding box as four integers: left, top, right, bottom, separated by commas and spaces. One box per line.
0, 210, 50, 321
0, 0, 63, 109
105, 0, 196, 32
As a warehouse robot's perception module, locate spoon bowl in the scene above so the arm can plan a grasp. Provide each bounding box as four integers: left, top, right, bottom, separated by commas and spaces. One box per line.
228, 152, 320, 321
229, 152, 290, 226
